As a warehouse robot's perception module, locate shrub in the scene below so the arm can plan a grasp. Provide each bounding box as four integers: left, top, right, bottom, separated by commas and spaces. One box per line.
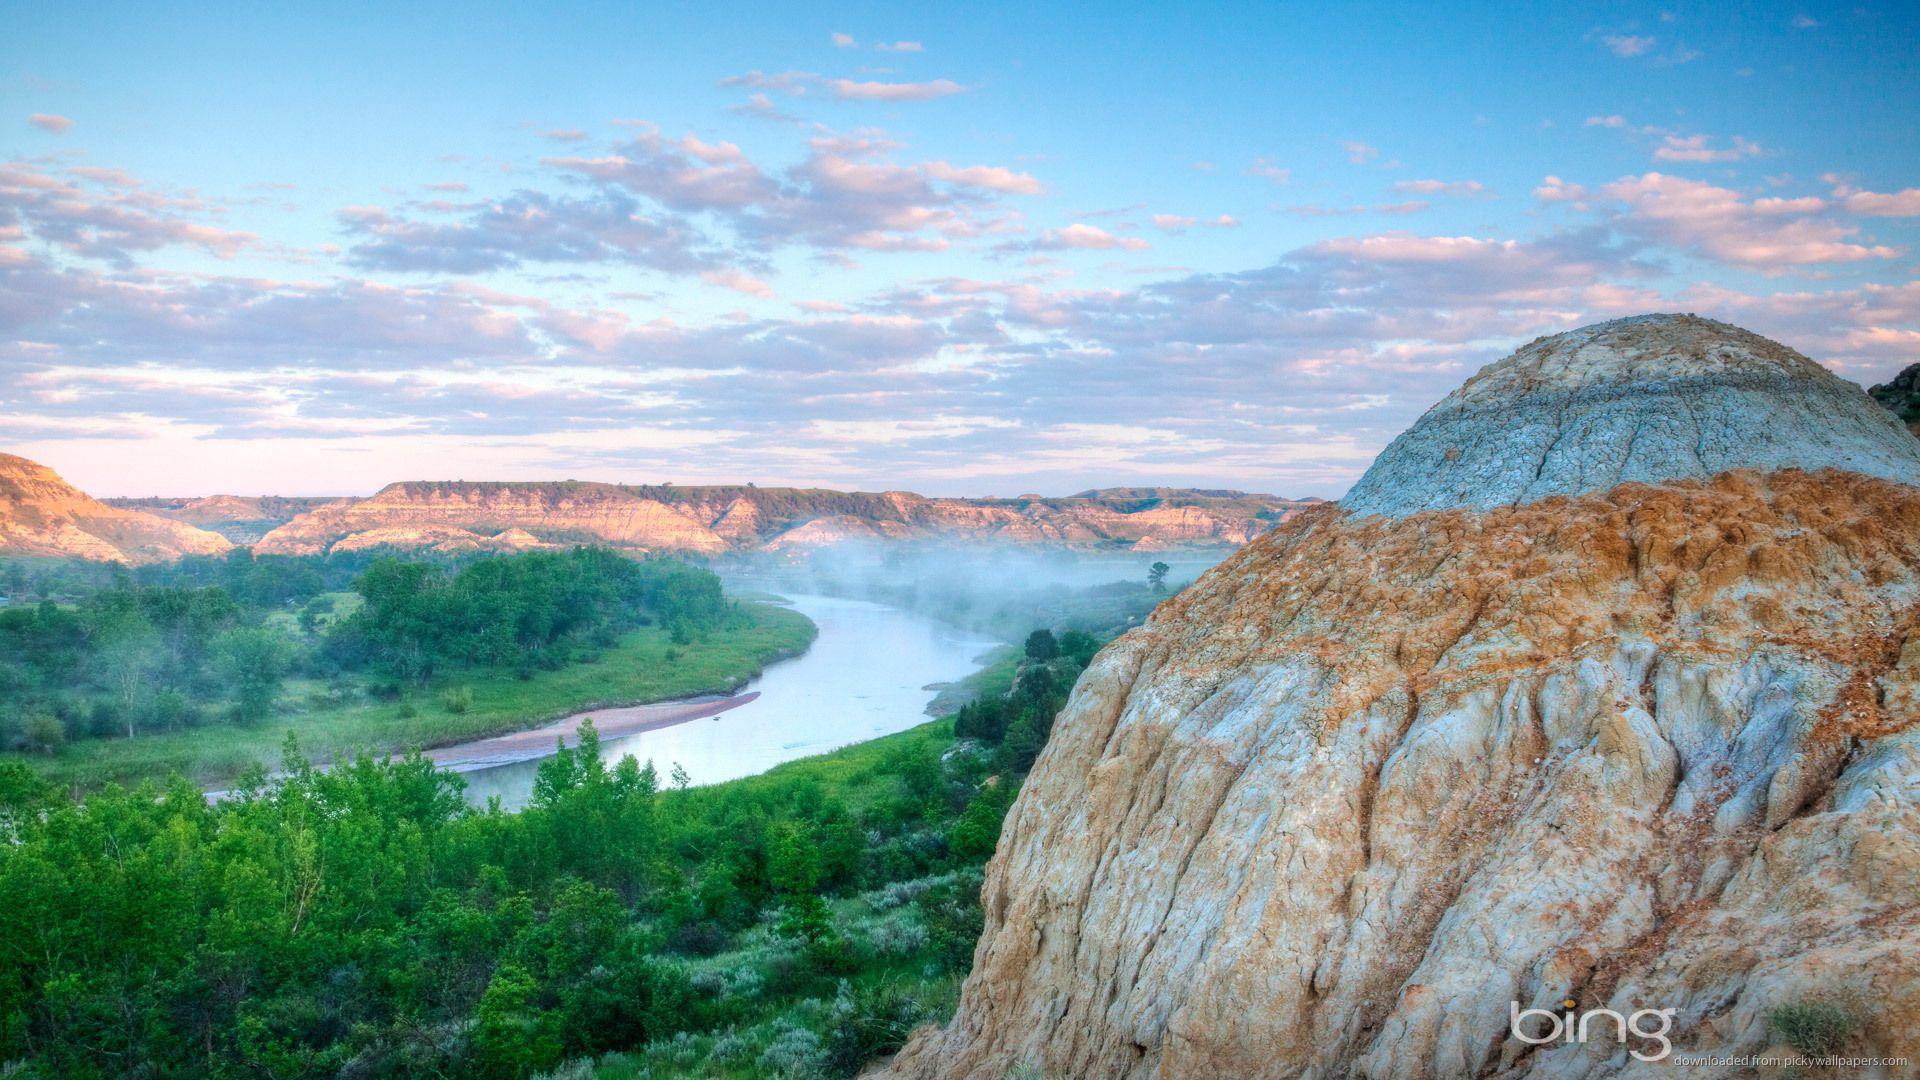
643, 1030, 703, 1068
919, 871, 987, 974
397, 697, 419, 719
824, 979, 933, 1075
756, 1021, 826, 1078
21, 711, 64, 754
1766, 999, 1859, 1057
442, 686, 474, 714
709, 1028, 753, 1064
847, 910, 929, 959
665, 920, 729, 957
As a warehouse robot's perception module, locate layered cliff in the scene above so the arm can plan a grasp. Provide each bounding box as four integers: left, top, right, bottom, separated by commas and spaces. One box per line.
884, 314, 1920, 1077
0, 454, 233, 563
105, 495, 342, 543
253, 483, 1311, 557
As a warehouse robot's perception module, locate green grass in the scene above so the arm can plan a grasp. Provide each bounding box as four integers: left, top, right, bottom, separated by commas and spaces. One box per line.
688, 714, 957, 815
13, 600, 816, 794
1766, 998, 1860, 1057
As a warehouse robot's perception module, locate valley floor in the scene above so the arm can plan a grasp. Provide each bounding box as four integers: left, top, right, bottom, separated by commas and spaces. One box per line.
8, 599, 816, 794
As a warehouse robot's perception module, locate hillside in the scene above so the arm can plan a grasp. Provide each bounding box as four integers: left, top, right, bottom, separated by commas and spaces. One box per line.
105, 494, 342, 543
251, 483, 1314, 557
0, 454, 232, 563
883, 314, 1920, 1075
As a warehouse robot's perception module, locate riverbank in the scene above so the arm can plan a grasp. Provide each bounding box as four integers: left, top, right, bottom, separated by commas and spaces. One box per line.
456, 594, 999, 807
15, 599, 816, 794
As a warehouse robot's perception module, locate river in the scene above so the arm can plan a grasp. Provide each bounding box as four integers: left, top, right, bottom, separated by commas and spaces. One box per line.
453, 594, 999, 809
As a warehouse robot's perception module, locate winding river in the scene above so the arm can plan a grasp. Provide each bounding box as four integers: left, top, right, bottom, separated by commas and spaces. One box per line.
453, 594, 999, 809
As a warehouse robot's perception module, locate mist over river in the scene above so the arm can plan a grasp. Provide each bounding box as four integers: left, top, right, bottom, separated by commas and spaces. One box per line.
456, 594, 999, 809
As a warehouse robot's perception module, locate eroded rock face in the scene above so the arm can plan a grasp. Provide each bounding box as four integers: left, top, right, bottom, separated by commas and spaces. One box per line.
1342, 314, 1920, 518
0, 453, 232, 563
253, 482, 1312, 557
883, 317, 1920, 1078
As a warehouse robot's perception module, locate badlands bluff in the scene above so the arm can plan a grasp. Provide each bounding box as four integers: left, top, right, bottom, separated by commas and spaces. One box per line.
252, 486, 1306, 557
886, 315, 1920, 1077
0, 453, 230, 563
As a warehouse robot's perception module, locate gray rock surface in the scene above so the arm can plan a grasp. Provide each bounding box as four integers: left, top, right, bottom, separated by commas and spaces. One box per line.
1341, 313, 1920, 517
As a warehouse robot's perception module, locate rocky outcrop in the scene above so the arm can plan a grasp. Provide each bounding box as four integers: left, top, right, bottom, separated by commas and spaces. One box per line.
1343, 314, 1920, 517
254, 483, 1311, 557
105, 494, 342, 543
883, 315, 1920, 1078
0, 454, 233, 563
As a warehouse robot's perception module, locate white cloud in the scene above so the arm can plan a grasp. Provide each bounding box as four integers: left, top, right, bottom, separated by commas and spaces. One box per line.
1392, 178, 1489, 197
1652, 133, 1762, 163
1832, 185, 1920, 217
831, 31, 856, 47
1602, 34, 1655, 57
1151, 213, 1239, 233
827, 77, 969, 101
701, 268, 776, 297
1599, 172, 1898, 267
27, 113, 73, 134
925, 161, 1043, 194
1030, 224, 1150, 251
1247, 158, 1291, 184
1534, 177, 1592, 207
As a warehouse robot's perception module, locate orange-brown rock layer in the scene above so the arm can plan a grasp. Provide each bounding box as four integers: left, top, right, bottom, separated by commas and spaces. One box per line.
252, 482, 1312, 557
883, 470, 1920, 1077
0, 453, 232, 563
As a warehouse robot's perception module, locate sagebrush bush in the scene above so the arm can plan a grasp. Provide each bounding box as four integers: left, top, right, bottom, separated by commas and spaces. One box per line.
825, 979, 934, 1075
1766, 998, 1859, 1057
847, 910, 930, 958
756, 1021, 826, 1078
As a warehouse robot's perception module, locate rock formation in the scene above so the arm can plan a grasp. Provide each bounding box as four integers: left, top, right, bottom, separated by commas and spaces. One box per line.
1343, 313, 1920, 517
882, 314, 1920, 1078
0, 453, 233, 563
252, 483, 1312, 557
105, 494, 342, 543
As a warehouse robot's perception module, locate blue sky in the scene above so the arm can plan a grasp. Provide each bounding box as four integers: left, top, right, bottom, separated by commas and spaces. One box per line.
3, 0, 1918, 497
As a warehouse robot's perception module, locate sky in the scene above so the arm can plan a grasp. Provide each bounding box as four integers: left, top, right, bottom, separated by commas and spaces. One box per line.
3, 1, 1918, 499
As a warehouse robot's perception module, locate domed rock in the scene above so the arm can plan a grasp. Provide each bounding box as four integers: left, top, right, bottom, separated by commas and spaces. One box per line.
879, 315, 1920, 1078
1342, 313, 1920, 517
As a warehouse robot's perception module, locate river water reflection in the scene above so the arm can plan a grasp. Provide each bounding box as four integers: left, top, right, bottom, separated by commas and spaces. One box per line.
457, 594, 999, 808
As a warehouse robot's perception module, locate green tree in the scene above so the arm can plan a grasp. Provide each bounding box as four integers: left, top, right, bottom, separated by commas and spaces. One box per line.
1023, 628, 1059, 662
1148, 560, 1171, 593
950, 779, 1017, 859
471, 963, 562, 1078
215, 626, 292, 722
87, 599, 161, 737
